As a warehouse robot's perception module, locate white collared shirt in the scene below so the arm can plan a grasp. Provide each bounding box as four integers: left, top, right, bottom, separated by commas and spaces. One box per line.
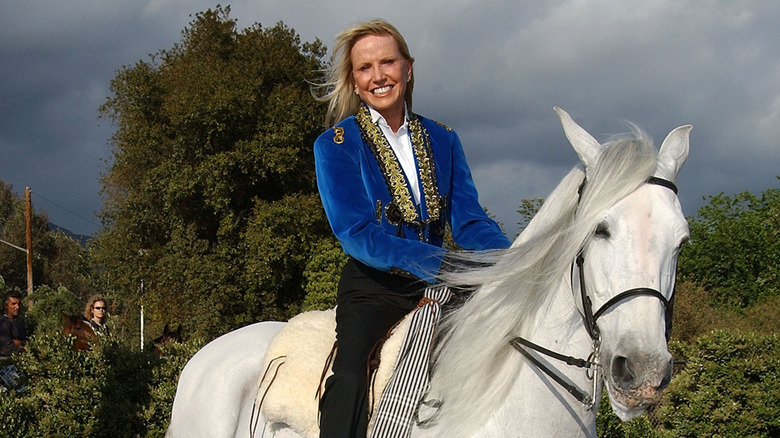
368, 106, 421, 205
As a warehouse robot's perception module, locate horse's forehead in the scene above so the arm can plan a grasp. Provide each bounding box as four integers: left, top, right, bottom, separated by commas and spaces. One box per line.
598, 186, 687, 273
608, 185, 685, 232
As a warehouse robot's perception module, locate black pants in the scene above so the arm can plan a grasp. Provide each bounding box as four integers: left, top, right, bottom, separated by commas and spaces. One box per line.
319, 259, 425, 438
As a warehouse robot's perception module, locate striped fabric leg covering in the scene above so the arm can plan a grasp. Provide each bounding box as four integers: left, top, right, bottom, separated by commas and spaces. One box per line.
369, 285, 452, 438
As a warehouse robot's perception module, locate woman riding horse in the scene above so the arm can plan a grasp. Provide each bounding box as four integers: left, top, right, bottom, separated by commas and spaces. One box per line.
167, 109, 691, 438
311, 19, 511, 438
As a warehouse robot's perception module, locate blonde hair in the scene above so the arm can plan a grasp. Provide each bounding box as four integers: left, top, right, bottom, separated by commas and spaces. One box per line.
84, 295, 108, 320
312, 19, 415, 128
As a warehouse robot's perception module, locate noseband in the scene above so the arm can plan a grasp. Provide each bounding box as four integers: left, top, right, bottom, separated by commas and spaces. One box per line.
577, 253, 675, 343
510, 176, 678, 409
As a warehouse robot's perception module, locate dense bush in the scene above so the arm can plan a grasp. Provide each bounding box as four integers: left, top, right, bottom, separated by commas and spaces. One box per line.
658, 330, 780, 437
301, 238, 346, 312
25, 285, 83, 335
1, 334, 108, 437
678, 184, 780, 309
595, 332, 779, 437
0, 333, 202, 437
596, 390, 658, 437
672, 280, 780, 343
142, 338, 205, 437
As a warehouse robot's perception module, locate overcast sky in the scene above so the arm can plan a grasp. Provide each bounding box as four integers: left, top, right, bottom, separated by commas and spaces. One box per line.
2, 0, 778, 238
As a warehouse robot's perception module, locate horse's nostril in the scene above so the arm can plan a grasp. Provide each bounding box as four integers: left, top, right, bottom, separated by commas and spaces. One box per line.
611, 355, 674, 393
611, 356, 636, 390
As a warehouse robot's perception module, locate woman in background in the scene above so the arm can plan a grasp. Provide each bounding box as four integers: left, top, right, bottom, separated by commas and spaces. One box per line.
84, 295, 110, 337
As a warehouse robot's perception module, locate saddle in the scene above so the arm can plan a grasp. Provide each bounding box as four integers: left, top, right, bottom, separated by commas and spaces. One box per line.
257, 308, 412, 438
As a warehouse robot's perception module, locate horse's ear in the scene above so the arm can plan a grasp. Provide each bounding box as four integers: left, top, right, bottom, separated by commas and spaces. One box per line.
163, 323, 170, 334
554, 106, 601, 170
656, 125, 692, 183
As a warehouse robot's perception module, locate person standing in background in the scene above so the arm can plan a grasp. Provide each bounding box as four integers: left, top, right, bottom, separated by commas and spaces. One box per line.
0, 291, 27, 358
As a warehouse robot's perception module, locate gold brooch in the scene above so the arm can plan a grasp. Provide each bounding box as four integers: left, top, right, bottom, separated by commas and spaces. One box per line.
333, 127, 344, 144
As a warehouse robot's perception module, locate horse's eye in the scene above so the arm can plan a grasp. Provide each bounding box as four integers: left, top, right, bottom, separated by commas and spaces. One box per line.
595, 222, 611, 239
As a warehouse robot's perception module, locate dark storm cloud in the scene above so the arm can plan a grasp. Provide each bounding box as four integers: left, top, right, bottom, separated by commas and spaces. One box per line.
1, 0, 778, 237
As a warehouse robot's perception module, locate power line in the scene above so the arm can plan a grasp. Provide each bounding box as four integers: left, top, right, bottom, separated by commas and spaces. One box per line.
0, 238, 28, 253
30, 190, 101, 229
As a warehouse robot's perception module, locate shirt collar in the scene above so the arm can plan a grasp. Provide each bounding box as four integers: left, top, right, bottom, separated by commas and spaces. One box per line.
367, 104, 409, 129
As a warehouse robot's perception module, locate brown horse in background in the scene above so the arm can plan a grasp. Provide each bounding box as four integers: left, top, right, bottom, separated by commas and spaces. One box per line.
62, 313, 96, 351
153, 324, 183, 357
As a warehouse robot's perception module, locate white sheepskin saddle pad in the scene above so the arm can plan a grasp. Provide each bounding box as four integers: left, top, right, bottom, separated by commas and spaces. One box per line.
258, 308, 411, 438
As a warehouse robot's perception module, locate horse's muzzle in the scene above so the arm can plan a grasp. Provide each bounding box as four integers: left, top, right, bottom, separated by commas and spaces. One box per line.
608, 353, 672, 413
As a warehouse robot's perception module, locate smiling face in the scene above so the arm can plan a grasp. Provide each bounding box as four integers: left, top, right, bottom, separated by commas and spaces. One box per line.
350, 33, 413, 131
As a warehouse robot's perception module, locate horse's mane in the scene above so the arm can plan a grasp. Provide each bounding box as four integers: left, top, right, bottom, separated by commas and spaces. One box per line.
428, 130, 659, 436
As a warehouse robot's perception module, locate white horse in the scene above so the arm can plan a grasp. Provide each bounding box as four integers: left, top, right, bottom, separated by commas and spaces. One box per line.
167, 107, 691, 437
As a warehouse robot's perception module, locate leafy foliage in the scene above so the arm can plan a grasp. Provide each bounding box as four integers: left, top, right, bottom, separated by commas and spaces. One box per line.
1, 335, 133, 437
596, 390, 659, 437
658, 330, 780, 437
141, 339, 205, 437
24, 285, 82, 335
671, 280, 780, 343
93, 7, 329, 339
0, 180, 93, 303
0, 333, 203, 437
516, 197, 543, 236
678, 180, 780, 308
301, 238, 347, 311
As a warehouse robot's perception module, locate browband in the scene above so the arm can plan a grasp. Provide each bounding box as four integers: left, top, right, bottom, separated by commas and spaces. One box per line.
646, 176, 678, 194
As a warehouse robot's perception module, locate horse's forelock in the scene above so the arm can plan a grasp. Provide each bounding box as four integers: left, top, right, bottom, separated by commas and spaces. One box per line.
573, 134, 658, 245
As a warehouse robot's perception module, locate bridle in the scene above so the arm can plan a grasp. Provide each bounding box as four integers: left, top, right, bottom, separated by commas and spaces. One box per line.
509, 176, 678, 409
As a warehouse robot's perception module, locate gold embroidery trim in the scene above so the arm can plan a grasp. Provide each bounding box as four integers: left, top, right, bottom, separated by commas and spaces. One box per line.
434, 120, 453, 132
355, 105, 442, 229
410, 113, 443, 222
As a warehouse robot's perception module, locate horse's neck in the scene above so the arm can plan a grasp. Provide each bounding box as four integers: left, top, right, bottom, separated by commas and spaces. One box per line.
414, 277, 601, 438
503, 276, 600, 437
528, 275, 591, 348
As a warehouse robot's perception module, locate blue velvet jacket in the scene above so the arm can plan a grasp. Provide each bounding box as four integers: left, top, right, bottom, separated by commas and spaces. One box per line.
314, 110, 511, 283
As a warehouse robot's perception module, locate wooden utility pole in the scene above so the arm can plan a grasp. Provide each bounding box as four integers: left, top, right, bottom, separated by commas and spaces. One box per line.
25, 187, 33, 298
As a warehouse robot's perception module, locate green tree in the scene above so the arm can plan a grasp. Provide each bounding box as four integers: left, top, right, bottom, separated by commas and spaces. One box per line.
301, 238, 347, 311
94, 7, 330, 339
678, 178, 780, 309
0, 180, 94, 306
516, 197, 543, 237
0, 181, 51, 293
